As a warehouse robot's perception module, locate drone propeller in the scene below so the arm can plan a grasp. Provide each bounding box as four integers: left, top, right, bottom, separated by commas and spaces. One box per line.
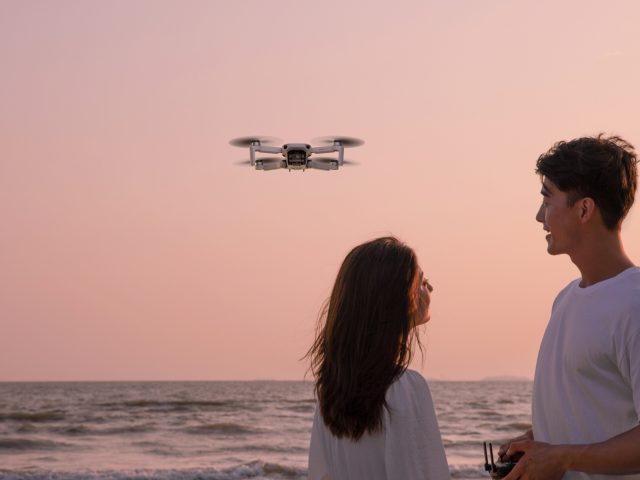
229, 136, 282, 148
312, 156, 359, 166
310, 136, 365, 148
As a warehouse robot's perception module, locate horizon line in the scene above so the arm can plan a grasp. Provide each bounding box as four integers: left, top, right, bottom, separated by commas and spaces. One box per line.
0, 376, 533, 383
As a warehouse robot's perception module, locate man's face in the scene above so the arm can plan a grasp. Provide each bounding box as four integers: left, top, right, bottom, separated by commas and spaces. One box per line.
535, 178, 582, 255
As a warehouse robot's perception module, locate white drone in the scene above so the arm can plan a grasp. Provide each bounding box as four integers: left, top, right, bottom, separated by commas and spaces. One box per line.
230, 136, 364, 171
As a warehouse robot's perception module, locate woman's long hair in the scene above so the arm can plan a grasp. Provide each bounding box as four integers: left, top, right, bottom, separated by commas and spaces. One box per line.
307, 237, 422, 440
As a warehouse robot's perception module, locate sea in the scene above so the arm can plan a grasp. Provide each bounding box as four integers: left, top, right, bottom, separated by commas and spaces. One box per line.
0, 380, 532, 480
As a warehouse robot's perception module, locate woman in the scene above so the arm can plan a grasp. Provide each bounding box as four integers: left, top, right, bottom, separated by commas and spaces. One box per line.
307, 237, 450, 480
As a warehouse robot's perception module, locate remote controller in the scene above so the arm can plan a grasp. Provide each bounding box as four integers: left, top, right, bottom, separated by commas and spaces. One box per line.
483, 441, 522, 479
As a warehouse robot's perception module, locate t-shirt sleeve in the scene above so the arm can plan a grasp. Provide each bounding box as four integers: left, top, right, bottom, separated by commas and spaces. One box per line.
308, 405, 331, 480
620, 328, 640, 423
383, 372, 451, 479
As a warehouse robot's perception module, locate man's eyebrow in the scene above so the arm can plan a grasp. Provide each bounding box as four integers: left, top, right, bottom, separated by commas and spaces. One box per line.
540, 185, 551, 197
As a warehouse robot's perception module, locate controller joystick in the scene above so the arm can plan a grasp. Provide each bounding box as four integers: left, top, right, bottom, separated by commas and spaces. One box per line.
483, 441, 522, 479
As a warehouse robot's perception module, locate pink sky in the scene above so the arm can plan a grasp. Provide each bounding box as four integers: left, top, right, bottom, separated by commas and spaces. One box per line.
1, 0, 639, 381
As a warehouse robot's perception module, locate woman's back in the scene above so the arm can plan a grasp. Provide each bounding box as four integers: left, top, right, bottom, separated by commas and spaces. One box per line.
308, 369, 450, 480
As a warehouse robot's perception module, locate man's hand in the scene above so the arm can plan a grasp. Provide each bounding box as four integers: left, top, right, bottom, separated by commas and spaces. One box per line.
498, 429, 533, 460
502, 441, 568, 480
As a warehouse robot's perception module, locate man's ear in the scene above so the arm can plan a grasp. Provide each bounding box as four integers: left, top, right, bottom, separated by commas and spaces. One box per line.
578, 197, 596, 223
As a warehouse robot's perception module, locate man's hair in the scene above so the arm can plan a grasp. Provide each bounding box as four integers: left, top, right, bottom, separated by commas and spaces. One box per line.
536, 134, 638, 230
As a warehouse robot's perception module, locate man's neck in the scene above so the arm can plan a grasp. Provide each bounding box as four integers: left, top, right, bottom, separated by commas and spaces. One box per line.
569, 231, 635, 287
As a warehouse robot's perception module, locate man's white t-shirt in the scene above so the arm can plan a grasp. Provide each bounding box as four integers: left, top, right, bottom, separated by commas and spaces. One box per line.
308, 369, 450, 480
532, 266, 640, 480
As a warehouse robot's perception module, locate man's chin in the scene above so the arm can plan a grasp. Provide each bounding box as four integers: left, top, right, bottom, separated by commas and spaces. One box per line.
546, 243, 565, 256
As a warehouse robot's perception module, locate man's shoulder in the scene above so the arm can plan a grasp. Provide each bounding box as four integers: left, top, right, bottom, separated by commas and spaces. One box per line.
552, 278, 580, 307
623, 266, 640, 287
605, 267, 640, 311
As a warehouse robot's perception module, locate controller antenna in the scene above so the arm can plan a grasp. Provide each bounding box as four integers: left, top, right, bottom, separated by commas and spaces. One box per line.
489, 443, 497, 472
483, 442, 491, 472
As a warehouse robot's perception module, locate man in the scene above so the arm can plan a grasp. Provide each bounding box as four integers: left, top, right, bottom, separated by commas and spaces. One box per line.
500, 134, 640, 480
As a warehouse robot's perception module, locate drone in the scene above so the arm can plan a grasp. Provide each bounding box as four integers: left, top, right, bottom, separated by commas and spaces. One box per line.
230, 136, 364, 171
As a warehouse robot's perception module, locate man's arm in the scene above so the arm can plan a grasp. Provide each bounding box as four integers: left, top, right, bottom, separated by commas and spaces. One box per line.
503, 424, 640, 480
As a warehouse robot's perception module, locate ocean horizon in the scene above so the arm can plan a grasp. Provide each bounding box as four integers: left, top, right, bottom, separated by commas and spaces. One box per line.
0, 376, 533, 382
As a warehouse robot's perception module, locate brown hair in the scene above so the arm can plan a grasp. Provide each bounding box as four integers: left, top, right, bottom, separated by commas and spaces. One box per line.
307, 237, 422, 440
536, 134, 638, 230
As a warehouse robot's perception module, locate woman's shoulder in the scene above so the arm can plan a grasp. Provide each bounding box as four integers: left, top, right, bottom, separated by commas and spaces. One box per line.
394, 368, 428, 388
386, 369, 434, 414
402, 368, 428, 383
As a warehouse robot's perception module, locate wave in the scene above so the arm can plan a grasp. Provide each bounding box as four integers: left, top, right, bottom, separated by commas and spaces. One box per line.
494, 421, 532, 432
282, 399, 315, 404
50, 424, 157, 436
0, 411, 66, 423
98, 400, 233, 409
224, 443, 309, 454
279, 405, 314, 415
102, 424, 157, 435
0, 462, 489, 480
450, 463, 489, 479
16, 423, 38, 433
0, 460, 307, 479
0, 438, 69, 451
56, 425, 91, 436
442, 438, 489, 449
184, 423, 259, 435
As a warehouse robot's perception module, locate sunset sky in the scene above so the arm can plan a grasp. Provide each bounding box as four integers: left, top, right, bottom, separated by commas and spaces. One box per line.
1, 0, 639, 381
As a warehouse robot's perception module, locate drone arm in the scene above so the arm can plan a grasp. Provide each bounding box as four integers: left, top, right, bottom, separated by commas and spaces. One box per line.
250, 145, 282, 165
311, 145, 344, 165
255, 145, 282, 154
310, 145, 339, 154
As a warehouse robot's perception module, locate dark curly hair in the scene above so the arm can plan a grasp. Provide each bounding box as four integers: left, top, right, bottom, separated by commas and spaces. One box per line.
536, 134, 638, 230
307, 237, 423, 440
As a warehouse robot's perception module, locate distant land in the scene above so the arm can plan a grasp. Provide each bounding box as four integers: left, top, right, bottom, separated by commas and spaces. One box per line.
425, 375, 533, 382
479, 375, 533, 382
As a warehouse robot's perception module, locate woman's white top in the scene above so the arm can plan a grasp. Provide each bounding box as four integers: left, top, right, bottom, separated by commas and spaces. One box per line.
308, 369, 450, 480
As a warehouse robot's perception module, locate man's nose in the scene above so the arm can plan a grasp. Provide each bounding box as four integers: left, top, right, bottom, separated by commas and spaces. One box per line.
535, 204, 544, 223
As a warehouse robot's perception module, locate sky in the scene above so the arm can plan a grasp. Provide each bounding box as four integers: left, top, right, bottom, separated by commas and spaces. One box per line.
1, 0, 639, 381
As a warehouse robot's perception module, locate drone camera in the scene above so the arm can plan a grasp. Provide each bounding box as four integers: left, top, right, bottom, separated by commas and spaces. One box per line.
286, 149, 307, 168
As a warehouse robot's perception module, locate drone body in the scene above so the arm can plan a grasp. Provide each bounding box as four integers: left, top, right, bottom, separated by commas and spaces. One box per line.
230, 136, 364, 171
